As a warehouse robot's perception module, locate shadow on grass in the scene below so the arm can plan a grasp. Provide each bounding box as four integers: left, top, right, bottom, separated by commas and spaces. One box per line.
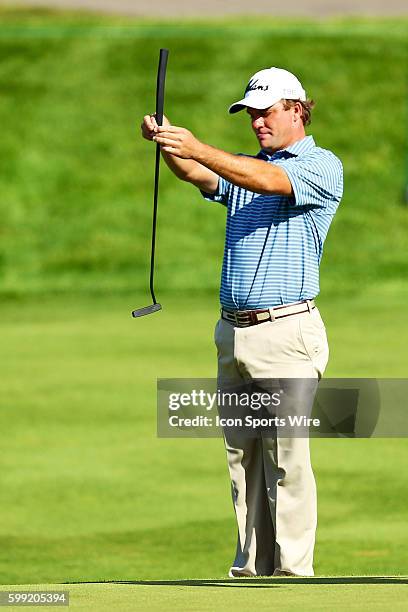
67, 576, 408, 588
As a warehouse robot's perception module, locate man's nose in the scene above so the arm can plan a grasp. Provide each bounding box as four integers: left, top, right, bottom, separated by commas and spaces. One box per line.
252, 116, 264, 128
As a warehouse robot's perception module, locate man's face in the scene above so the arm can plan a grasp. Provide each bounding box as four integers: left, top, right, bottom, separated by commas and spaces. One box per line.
246, 100, 301, 153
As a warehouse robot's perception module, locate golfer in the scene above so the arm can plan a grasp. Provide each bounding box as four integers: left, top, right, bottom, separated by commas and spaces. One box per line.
142, 67, 343, 577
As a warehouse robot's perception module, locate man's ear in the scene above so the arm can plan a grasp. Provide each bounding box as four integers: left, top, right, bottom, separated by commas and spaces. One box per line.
293, 102, 303, 125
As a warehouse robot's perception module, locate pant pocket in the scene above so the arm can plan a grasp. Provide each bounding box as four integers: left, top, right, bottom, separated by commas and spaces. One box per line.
298, 314, 329, 378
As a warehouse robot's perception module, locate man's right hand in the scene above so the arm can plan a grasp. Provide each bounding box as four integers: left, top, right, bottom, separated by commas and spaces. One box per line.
141, 114, 170, 141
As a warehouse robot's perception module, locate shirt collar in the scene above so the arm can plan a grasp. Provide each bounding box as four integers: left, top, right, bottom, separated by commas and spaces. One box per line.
257, 135, 315, 161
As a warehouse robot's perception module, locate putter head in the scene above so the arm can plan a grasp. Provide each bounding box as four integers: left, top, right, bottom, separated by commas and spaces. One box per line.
132, 303, 162, 318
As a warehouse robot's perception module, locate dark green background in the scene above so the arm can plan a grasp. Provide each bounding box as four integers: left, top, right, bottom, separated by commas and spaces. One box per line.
0, 10, 406, 297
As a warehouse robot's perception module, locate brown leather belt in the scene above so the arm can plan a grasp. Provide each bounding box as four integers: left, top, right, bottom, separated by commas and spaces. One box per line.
221, 299, 316, 328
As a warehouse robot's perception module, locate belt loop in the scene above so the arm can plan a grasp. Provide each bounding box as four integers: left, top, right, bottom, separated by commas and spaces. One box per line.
268, 307, 275, 322
306, 300, 311, 313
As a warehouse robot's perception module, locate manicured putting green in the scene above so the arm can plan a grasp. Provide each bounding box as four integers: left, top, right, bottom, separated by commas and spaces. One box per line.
1, 578, 408, 611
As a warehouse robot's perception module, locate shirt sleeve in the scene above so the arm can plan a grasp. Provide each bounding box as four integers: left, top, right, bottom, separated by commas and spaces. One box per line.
279, 152, 344, 210
200, 176, 230, 206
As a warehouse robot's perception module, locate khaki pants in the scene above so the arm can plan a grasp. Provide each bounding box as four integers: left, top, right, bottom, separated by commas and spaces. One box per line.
214, 307, 329, 577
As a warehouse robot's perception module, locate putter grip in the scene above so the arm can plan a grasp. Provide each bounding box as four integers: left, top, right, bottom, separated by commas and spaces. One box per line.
156, 48, 169, 126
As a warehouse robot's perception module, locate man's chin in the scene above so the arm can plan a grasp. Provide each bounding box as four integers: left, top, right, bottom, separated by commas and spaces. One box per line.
258, 138, 282, 154
257, 137, 275, 151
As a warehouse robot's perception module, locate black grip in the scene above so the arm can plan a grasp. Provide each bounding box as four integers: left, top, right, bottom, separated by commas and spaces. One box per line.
156, 48, 169, 126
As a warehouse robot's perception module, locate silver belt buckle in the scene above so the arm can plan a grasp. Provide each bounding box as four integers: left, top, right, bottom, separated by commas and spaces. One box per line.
256, 310, 272, 323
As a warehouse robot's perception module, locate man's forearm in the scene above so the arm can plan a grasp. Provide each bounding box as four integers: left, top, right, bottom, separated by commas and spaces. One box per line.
193, 142, 292, 196
161, 149, 219, 193
161, 149, 200, 181
154, 125, 293, 196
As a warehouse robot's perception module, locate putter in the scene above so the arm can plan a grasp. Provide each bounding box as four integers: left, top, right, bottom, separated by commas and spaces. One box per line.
132, 48, 169, 318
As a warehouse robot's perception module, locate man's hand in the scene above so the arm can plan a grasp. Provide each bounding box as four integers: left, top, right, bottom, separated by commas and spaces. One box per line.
141, 114, 171, 141
140, 115, 218, 193
153, 126, 202, 160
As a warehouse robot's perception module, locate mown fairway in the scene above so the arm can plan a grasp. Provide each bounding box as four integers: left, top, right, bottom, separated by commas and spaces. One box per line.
0, 292, 407, 588
0, 8, 407, 611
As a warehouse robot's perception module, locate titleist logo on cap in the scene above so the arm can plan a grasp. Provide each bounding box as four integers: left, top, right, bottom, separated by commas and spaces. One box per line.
283, 88, 299, 97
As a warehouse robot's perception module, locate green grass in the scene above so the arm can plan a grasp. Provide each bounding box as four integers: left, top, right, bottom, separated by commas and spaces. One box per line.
0, 8, 407, 297
0, 289, 407, 591
0, 9, 407, 610
1, 579, 408, 611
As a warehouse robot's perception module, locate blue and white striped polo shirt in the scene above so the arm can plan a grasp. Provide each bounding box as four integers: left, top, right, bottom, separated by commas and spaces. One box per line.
201, 135, 343, 310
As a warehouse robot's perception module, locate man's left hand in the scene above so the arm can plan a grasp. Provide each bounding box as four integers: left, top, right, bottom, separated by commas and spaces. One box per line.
153, 125, 202, 160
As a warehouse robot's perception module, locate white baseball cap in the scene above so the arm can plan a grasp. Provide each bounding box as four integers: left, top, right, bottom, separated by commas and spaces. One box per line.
228, 67, 307, 114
